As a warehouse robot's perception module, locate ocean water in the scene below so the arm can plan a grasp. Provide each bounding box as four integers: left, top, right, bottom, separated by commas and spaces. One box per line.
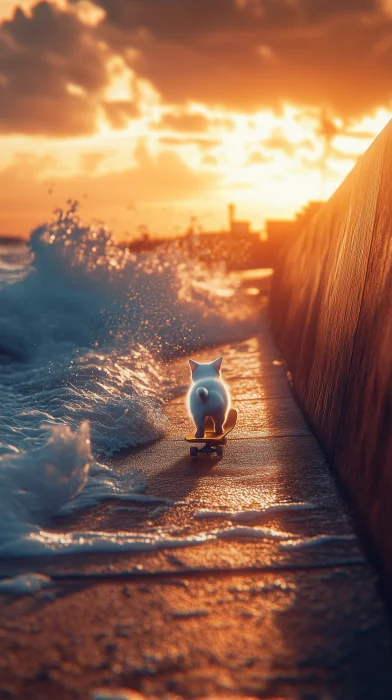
0, 205, 259, 559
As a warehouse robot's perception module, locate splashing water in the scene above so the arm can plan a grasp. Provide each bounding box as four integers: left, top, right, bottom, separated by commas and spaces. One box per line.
0, 204, 259, 556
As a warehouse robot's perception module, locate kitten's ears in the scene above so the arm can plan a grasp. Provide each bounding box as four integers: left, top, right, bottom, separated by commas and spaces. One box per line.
189, 357, 223, 373
211, 356, 223, 373
189, 359, 199, 373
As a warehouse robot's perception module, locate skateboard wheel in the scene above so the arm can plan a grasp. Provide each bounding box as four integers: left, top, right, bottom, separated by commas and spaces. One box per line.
216, 445, 224, 456
190, 447, 198, 457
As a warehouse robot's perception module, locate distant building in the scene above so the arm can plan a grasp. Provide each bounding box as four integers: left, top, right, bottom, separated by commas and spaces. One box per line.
124, 200, 323, 271
190, 201, 323, 270
228, 203, 251, 236
265, 200, 322, 243
295, 200, 323, 229
265, 219, 296, 242
263, 201, 323, 267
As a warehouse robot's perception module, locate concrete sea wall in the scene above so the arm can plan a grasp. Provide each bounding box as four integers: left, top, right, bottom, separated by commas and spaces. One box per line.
270, 120, 392, 580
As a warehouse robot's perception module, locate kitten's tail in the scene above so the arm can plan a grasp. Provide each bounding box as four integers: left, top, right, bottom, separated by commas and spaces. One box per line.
196, 387, 209, 402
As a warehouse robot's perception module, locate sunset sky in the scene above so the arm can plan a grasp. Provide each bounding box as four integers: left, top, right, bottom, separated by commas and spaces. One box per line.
1, 0, 392, 239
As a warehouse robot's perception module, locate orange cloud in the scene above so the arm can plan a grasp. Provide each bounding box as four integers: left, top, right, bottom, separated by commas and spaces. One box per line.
0, 142, 220, 237
154, 112, 211, 133
96, 0, 392, 119
1, 0, 392, 141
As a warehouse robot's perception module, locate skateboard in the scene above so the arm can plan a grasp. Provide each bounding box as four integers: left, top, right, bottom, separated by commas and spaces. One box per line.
185, 408, 238, 457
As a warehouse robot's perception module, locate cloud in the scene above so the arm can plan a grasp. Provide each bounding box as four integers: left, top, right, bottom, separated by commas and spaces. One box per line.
102, 99, 139, 128
1, 0, 392, 139
328, 145, 361, 162
158, 136, 220, 149
247, 150, 272, 164
93, 0, 392, 118
154, 112, 211, 133
262, 130, 314, 157
0, 142, 220, 236
0, 1, 110, 135
79, 151, 107, 173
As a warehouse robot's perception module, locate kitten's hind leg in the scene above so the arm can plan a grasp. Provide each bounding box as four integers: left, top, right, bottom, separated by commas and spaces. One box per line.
214, 411, 225, 435
195, 419, 205, 439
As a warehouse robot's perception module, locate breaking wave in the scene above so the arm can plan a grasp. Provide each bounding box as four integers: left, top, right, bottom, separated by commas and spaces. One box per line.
0, 204, 258, 556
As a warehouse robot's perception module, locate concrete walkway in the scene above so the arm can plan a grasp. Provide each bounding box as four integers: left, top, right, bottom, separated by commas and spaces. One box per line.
1, 318, 392, 700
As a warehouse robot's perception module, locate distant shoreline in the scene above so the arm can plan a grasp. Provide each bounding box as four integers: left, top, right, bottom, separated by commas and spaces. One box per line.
0, 236, 25, 244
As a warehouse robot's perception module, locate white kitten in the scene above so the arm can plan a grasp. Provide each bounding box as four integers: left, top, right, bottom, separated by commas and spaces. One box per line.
186, 356, 230, 438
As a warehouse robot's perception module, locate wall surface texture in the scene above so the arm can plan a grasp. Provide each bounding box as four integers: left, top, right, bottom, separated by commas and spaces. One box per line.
270, 121, 392, 579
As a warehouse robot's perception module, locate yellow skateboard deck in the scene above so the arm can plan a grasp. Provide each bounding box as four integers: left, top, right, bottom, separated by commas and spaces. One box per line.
186, 408, 237, 456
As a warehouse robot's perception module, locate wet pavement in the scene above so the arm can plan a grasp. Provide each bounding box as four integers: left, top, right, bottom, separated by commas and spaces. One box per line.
1, 320, 392, 699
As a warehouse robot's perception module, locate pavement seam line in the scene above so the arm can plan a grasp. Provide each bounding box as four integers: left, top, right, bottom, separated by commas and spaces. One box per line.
3, 559, 367, 585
